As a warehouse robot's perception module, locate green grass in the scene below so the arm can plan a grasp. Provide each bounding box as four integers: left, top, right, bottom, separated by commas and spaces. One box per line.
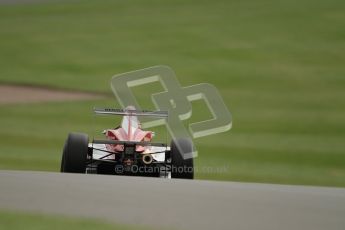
0, 210, 148, 230
0, 0, 345, 187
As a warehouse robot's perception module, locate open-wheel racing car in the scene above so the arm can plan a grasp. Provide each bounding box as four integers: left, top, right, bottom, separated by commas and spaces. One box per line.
60, 107, 194, 179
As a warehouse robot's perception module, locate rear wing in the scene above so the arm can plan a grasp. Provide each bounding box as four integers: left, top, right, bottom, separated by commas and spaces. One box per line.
93, 108, 168, 118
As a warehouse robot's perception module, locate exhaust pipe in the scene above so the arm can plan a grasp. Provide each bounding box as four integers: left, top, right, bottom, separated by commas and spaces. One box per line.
142, 154, 153, 164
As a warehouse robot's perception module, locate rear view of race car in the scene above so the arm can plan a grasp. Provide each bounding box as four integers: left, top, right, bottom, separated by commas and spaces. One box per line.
60, 107, 194, 179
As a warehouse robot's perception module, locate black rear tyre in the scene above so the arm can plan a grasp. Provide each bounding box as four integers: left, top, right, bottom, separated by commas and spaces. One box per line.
170, 138, 194, 179
61, 133, 88, 173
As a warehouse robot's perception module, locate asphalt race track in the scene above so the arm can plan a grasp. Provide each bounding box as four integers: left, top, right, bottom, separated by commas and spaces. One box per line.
1, 171, 345, 230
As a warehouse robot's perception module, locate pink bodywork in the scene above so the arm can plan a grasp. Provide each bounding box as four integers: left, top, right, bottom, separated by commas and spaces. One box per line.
105, 113, 153, 153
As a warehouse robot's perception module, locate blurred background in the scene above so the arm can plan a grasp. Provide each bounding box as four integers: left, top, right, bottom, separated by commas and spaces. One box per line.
0, 0, 344, 188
